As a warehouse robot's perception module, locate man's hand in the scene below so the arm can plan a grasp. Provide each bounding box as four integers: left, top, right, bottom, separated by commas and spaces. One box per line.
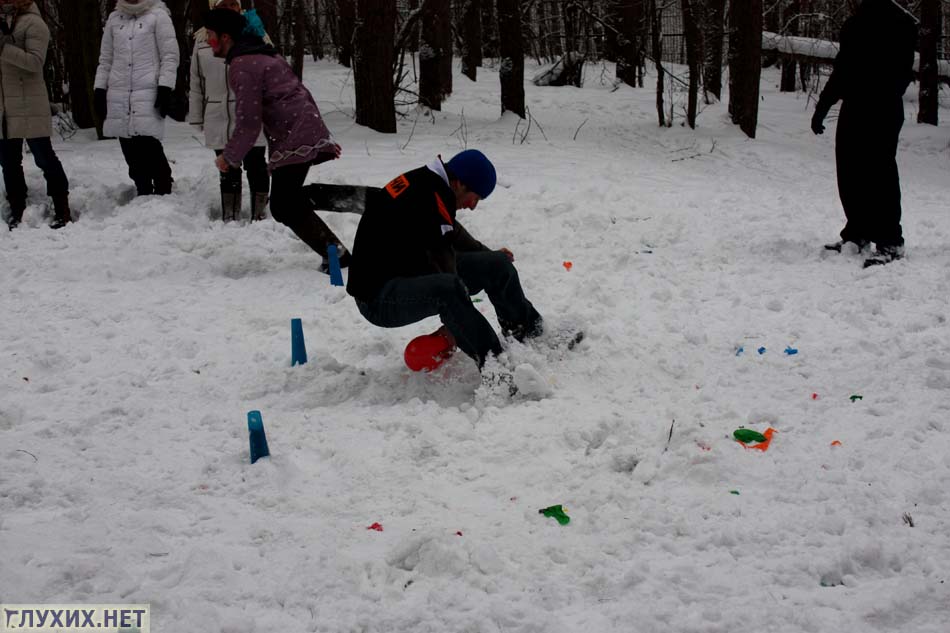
499, 247, 514, 262
331, 143, 342, 159
810, 111, 825, 135
215, 154, 230, 173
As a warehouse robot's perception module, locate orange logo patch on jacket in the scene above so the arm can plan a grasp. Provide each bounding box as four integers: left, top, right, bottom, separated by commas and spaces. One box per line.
385, 174, 410, 198
434, 193, 452, 224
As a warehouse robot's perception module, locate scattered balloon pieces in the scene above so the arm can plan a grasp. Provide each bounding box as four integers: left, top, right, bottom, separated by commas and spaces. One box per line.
736, 347, 744, 356
757, 347, 767, 355
734, 427, 776, 452
850, 394, 863, 402
367, 522, 383, 532
730, 490, 740, 495
563, 261, 573, 271
811, 393, 819, 400
733, 428, 767, 443
831, 440, 842, 447
784, 346, 799, 355
539, 505, 570, 525
456, 531, 463, 536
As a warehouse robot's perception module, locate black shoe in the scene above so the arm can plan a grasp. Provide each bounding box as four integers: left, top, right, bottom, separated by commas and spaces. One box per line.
49, 217, 69, 230
825, 239, 870, 253
863, 244, 904, 268
501, 318, 544, 343
8, 217, 20, 230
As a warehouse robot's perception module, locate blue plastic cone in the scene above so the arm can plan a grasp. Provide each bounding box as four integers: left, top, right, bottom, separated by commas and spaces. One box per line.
291, 317, 307, 366
247, 410, 270, 464
327, 244, 344, 287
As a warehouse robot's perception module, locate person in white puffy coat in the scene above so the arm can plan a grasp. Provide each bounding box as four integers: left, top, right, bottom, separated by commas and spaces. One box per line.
94, 0, 179, 196
189, 0, 268, 222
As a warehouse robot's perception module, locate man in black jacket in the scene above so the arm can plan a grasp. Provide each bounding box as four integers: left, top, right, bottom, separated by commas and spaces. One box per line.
812, 0, 917, 267
347, 150, 543, 369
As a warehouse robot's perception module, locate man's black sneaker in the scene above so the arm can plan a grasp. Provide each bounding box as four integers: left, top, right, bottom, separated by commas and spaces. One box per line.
863, 245, 905, 268
825, 239, 870, 253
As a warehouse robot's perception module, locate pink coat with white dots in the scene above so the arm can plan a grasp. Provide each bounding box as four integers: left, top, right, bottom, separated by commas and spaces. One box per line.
223, 41, 337, 171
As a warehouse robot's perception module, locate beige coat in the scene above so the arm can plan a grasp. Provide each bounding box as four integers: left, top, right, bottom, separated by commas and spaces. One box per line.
0, 1, 51, 140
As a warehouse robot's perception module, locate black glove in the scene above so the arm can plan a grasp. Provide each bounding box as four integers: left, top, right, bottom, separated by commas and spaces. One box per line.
0, 20, 11, 36
154, 86, 172, 119
94, 88, 107, 122
810, 109, 826, 135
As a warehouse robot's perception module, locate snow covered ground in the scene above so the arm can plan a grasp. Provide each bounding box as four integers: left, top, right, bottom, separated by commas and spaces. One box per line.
2, 60, 950, 633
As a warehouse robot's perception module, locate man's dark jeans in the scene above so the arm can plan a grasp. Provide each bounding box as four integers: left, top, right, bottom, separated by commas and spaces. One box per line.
356, 251, 542, 368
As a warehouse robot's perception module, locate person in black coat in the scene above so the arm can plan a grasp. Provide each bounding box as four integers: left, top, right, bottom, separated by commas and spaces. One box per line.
347, 150, 543, 370
811, 0, 917, 267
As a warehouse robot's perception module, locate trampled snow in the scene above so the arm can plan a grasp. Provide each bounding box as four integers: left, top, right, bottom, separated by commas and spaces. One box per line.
2, 60, 949, 632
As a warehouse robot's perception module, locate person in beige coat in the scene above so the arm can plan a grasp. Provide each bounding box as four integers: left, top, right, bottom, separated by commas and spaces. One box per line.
0, 0, 70, 230
189, 0, 269, 222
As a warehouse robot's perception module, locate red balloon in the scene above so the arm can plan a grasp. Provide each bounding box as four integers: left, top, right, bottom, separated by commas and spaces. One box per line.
404, 332, 456, 371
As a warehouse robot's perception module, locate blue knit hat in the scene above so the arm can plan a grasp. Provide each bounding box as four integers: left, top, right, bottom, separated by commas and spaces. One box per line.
445, 150, 496, 199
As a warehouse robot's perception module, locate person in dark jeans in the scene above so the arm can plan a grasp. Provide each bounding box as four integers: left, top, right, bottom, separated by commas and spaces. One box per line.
0, 138, 70, 230
0, 0, 72, 229
812, 0, 917, 267
347, 150, 543, 370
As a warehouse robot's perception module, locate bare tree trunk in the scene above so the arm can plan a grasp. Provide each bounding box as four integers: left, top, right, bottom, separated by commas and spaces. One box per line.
703, 0, 726, 102
728, 0, 762, 138
497, 0, 525, 118
536, 0, 550, 61
614, 0, 644, 88
353, 0, 396, 132
337, 0, 355, 66
481, 0, 498, 58
562, 0, 577, 54
310, 0, 324, 60
419, 0, 451, 109
650, 0, 665, 126
407, 0, 420, 53
681, 0, 703, 128
461, 0, 481, 81
256, 0, 281, 51
292, 0, 306, 78
918, 0, 939, 125
61, 0, 103, 133
548, 0, 564, 56
779, 0, 800, 92
164, 0, 191, 122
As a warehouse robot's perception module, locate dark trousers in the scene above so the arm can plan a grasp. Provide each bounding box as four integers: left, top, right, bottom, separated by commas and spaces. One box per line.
0, 137, 69, 208
270, 161, 346, 259
356, 251, 543, 368
119, 136, 173, 195
835, 102, 904, 248
215, 146, 269, 194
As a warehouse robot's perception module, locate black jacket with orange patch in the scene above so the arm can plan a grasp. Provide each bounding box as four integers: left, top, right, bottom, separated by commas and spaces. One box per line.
346, 164, 490, 302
